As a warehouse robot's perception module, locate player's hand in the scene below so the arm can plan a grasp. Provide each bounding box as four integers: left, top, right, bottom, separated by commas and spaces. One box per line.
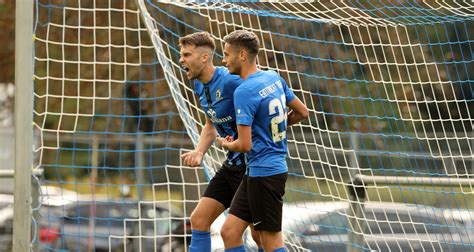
216, 136, 234, 150
215, 137, 227, 148
181, 150, 204, 167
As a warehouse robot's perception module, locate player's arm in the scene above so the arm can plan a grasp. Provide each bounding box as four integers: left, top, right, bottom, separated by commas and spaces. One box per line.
181, 117, 217, 167
217, 85, 254, 152
218, 125, 251, 153
287, 96, 309, 127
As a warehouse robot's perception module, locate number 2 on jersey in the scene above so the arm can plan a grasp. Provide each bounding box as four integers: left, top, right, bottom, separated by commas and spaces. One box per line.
269, 95, 287, 142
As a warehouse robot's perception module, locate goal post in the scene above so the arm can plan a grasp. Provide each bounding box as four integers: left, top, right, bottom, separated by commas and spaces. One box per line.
31, 1, 473, 251
13, 0, 34, 252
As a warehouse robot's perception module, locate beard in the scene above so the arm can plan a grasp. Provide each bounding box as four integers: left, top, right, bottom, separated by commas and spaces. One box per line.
228, 65, 241, 75
185, 68, 199, 81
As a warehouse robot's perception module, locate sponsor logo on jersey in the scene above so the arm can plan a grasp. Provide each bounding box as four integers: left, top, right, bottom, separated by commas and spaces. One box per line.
207, 108, 217, 118
210, 116, 233, 123
207, 108, 232, 123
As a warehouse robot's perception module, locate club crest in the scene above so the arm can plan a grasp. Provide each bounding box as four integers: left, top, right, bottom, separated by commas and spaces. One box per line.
216, 88, 222, 101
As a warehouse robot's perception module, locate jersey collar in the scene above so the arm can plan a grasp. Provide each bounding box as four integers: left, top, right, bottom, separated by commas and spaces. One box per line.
246, 69, 262, 80
202, 67, 220, 86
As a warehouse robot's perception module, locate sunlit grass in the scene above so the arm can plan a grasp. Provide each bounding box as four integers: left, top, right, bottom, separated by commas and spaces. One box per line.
285, 176, 474, 209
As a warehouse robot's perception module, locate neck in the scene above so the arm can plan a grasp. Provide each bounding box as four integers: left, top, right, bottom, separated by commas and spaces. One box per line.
240, 61, 258, 80
198, 64, 216, 83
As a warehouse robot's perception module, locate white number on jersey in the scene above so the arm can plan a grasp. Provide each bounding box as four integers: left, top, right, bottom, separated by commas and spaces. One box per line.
269, 94, 287, 142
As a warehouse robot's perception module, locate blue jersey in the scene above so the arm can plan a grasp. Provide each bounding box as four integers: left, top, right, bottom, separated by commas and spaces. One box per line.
194, 66, 246, 165
234, 71, 296, 177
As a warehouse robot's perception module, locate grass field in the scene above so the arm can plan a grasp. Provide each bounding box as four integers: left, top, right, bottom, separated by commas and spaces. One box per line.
286, 176, 474, 209
56, 175, 473, 211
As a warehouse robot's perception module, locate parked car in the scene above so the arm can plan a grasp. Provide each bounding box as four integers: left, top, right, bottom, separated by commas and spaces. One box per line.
283, 201, 473, 252
0, 187, 193, 252
0, 194, 14, 251
37, 185, 81, 250
444, 209, 474, 245
0, 188, 77, 251
48, 199, 190, 251
160, 214, 192, 252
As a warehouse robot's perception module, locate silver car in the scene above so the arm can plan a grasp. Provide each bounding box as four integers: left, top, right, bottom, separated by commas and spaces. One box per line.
283, 201, 473, 252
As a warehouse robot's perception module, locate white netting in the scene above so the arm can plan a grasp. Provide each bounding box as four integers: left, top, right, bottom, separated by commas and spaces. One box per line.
33, 1, 473, 251
139, 1, 473, 251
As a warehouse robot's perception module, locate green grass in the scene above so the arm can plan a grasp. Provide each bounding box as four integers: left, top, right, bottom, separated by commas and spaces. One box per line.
55, 175, 473, 211
285, 176, 474, 209
58, 176, 185, 209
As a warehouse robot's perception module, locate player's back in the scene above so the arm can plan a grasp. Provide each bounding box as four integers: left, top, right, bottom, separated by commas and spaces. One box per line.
234, 70, 295, 177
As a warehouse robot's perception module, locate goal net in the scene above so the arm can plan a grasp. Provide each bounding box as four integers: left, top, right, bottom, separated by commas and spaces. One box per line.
33, 1, 198, 251
33, 1, 473, 251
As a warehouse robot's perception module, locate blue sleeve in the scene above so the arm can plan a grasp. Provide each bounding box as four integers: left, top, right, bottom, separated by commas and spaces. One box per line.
282, 78, 296, 105
234, 86, 259, 126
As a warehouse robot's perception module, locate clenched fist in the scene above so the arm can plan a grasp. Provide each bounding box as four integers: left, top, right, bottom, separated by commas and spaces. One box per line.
181, 150, 204, 167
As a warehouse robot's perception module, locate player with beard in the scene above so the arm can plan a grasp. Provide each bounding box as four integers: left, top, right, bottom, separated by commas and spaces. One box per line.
217, 30, 309, 252
179, 32, 261, 252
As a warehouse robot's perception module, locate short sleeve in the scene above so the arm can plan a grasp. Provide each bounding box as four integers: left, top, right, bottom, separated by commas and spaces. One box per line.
281, 78, 296, 105
234, 85, 259, 126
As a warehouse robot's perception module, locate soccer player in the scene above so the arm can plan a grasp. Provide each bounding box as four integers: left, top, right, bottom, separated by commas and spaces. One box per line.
178, 32, 261, 252
217, 30, 309, 252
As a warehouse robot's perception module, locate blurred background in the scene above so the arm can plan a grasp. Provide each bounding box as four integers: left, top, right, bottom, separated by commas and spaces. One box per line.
0, 0, 473, 251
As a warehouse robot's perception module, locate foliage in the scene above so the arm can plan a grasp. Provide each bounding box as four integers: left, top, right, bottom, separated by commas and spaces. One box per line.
0, 0, 15, 83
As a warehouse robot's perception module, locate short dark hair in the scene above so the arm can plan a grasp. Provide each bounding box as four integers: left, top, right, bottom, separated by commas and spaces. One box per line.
179, 32, 215, 51
223, 30, 260, 57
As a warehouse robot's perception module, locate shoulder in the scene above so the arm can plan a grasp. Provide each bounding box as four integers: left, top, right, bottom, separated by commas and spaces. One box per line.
227, 73, 243, 85
214, 66, 231, 79
218, 67, 242, 86
262, 70, 287, 88
262, 70, 279, 78
193, 80, 203, 94
268, 70, 285, 85
214, 66, 227, 77
235, 82, 252, 93
266, 70, 280, 77
234, 81, 260, 101
254, 70, 279, 83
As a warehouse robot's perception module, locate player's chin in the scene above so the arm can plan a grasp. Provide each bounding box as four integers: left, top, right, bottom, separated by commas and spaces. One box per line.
227, 67, 237, 75
185, 71, 193, 80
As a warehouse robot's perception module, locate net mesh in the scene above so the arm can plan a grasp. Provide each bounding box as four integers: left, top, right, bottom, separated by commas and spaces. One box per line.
33, 1, 473, 251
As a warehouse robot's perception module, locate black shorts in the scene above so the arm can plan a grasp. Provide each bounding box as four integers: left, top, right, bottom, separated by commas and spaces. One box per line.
202, 162, 247, 209
229, 172, 288, 232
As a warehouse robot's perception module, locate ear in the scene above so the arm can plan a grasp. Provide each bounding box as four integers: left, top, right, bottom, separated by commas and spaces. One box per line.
201, 52, 209, 63
239, 49, 247, 62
